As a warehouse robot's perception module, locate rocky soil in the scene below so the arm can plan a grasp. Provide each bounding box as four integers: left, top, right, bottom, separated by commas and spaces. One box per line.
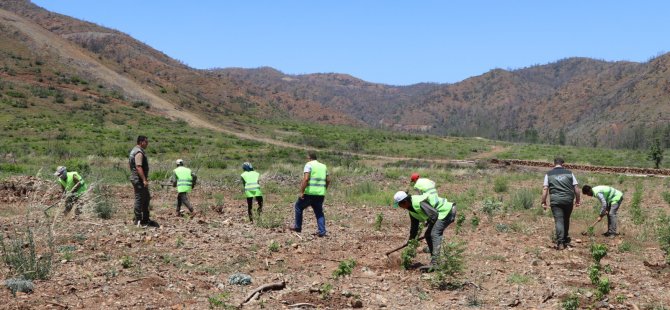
0, 176, 669, 309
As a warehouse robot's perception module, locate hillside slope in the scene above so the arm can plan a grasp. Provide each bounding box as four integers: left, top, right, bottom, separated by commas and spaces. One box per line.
0, 0, 360, 127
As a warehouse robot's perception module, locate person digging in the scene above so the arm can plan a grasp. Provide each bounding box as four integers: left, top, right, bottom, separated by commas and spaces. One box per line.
582, 185, 624, 237
54, 166, 87, 217
392, 191, 456, 272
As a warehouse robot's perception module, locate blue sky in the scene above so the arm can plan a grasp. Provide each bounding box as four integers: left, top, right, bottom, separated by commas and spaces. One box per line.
33, 1, 670, 85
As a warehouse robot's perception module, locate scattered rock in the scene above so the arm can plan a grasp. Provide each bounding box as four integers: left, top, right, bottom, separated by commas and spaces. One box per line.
228, 273, 252, 285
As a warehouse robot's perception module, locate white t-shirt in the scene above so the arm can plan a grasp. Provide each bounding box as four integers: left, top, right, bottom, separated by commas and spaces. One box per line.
304, 162, 329, 175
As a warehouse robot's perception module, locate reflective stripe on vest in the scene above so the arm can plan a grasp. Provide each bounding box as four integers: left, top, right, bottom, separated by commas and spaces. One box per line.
174, 166, 193, 193
304, 161, 327, 196
414, 178, 438, 204
241, 171, 263, 197
409, 194, 452, 222
58, 172, 87, 197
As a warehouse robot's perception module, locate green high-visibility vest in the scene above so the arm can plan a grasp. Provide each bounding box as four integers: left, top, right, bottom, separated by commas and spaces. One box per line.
304, 160, 327, 196
241, 171, 263, 198
414, 178, 438, 205
592, 186, 623, 204
58, 172, 87, 197
174, 166, 193, 193
409, 194, 453, 222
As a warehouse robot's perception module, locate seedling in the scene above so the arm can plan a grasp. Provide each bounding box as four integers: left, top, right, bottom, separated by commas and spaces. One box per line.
400, 239, 419, 270
374, 212, 384, 231
333, 258, 357, 278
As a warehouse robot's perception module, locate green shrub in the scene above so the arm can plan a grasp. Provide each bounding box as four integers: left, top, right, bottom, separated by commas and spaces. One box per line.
333, 259, 356, 278
121, 255, 133, 269
431, 241, 466, 289
254, 208, 284, 229
482, 198, 502, 221
509, 188, 535, 210
561, 294, 579, 310
0, 228, 54, 280
93, 185, 115, 219
268, 241, 280, 252
64, 158, 91, 175
471, 214, 480, 230
618, 240, 633, 253
596, 277, 611, 299
495, 223, 510, 233
455, 212, 466, 235
590, 243, 608, 264
0, 163, 26, 173
401, 239, 419, 270
588, 263, 601, 285
132, 101, 150, 109
493, 176, 508, 193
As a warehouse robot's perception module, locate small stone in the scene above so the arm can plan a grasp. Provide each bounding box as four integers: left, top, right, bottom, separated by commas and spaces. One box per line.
351, 299, 363, 308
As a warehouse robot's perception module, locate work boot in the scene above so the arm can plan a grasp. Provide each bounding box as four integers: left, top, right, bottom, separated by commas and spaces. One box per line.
136, 220, 148, 228
287, 225, 301, 233
147, 220, 160, 228
418, 265, 435, 273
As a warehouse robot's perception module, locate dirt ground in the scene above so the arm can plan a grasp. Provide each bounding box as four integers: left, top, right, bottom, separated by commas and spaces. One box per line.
1, 175, 670, 309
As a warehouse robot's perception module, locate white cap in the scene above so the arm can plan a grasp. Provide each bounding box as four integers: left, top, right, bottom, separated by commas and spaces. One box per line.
54, 166, 66, 176
393, 191, 408, 208
176, 159, 184, 165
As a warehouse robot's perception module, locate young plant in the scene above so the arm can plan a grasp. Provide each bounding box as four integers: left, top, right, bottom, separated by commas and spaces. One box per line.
455, 212, 466, 235
430, 241, 466, 290
333, 258, 357, 278
121, 255, 133, 269
630, 184, 644, 225
400, 239, 419, 270
590, 243, 608, 264
482, 198, 502, 221
268, 240, 280, 253
374, 212, 384, 231
471, 214, 480, 230
561, 294, 579, 310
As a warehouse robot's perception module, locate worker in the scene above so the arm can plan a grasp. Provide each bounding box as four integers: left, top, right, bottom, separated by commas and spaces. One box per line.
129, 135, 159, 228
171, 159, 197, 217
240, 162, 263, 222
54, 166, 87, 216
289, 151, 330, 237
392, 191, 456, 272
410, 173, 439, 205
541, 157, 580, 250
582, 185, 624, 237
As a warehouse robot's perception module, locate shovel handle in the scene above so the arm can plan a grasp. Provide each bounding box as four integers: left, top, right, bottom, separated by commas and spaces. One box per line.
385, 236, 426, 256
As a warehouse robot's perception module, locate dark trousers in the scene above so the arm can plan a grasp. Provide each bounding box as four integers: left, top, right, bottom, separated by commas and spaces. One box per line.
132, 181, 151, 223
246, 196, 263, 220
606, 198, 623, 234
293, 195, 326, 236
551, 204, 573, 245
176, 192, 193, 214
64, 195, 81, 215
426, 205, 457, 264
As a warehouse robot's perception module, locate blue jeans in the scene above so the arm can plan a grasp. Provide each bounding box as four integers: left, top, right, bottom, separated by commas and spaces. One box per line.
294, 195, 326, 236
